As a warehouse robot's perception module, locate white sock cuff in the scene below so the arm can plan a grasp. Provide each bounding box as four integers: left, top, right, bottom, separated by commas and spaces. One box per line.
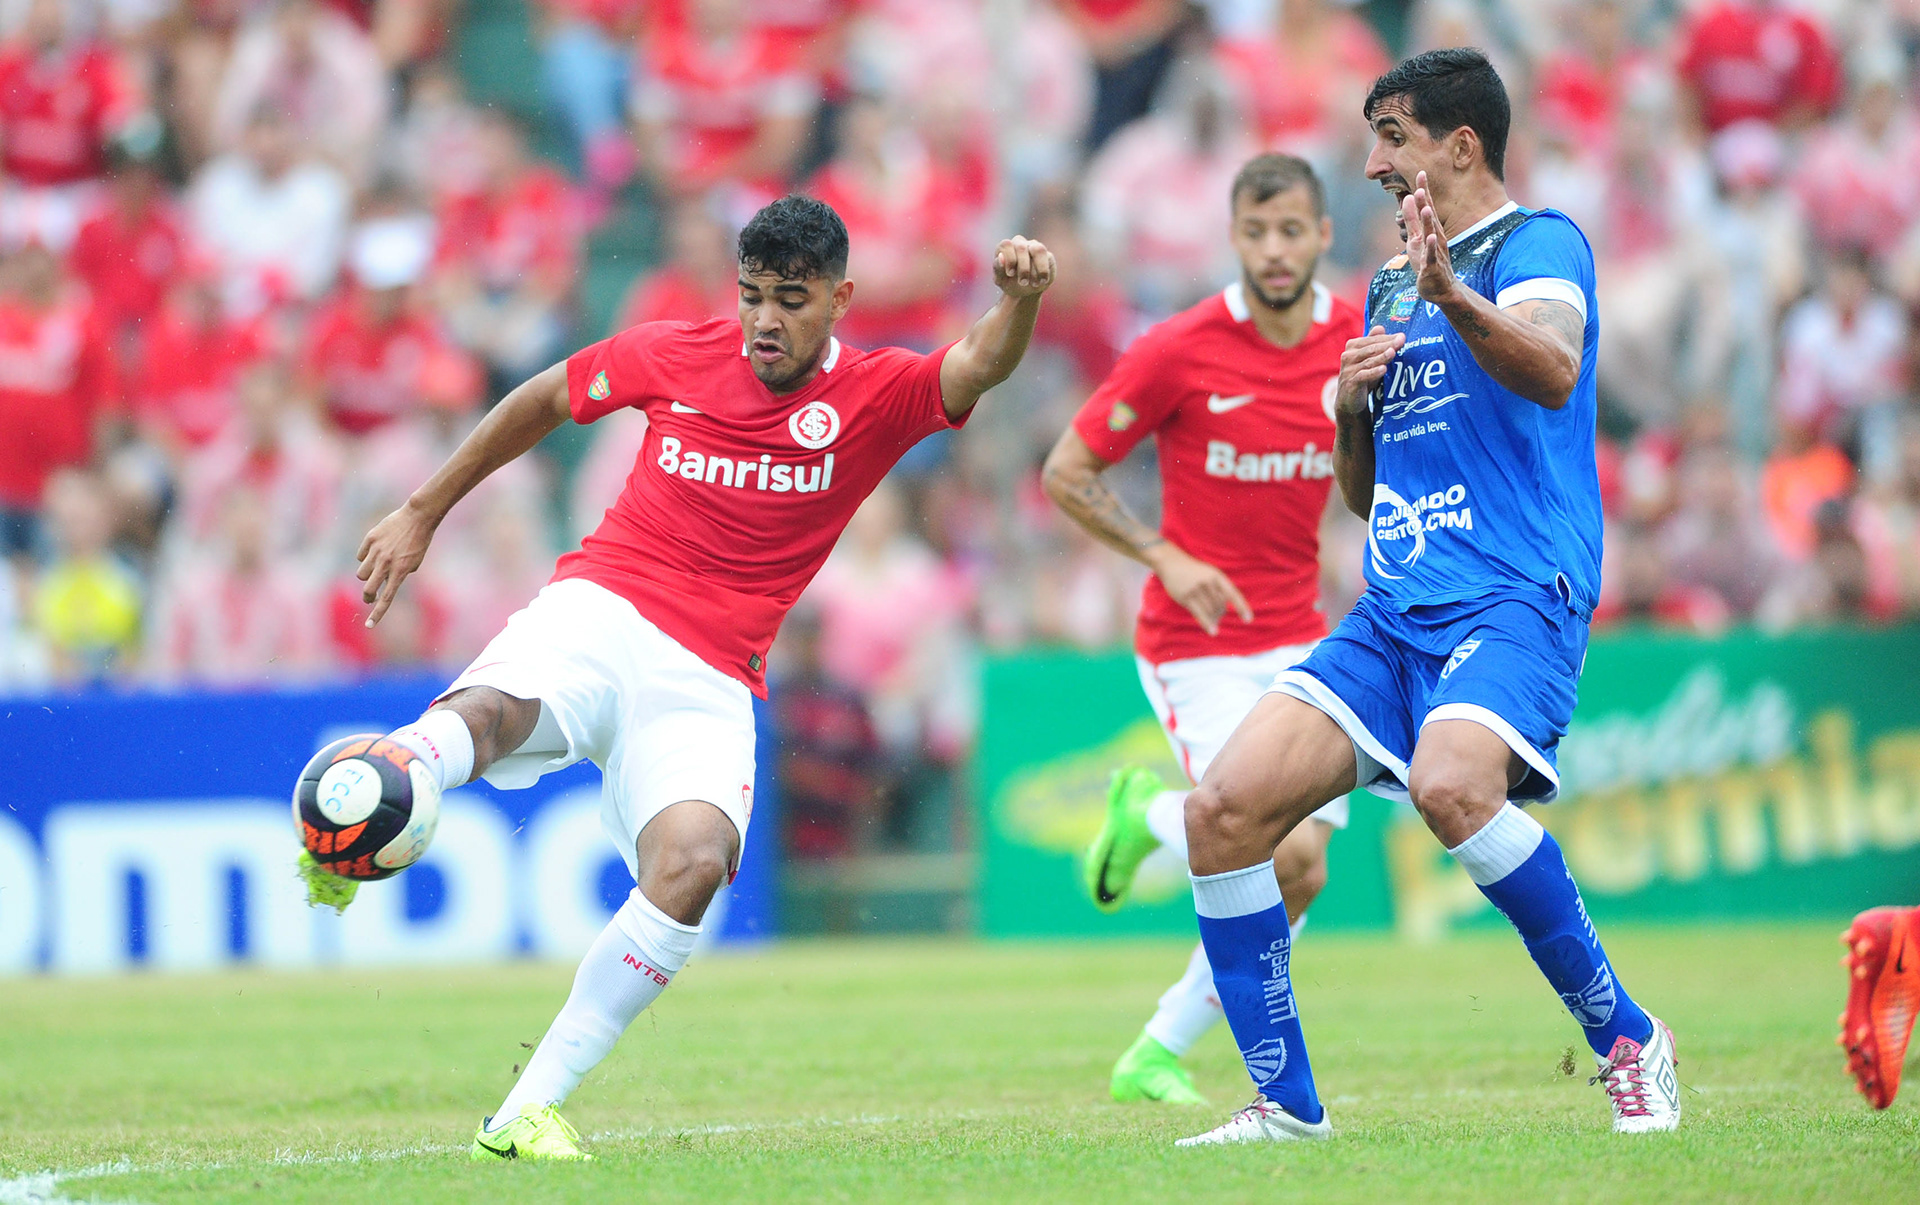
1448, 803, 1546, 886
1191, 860, 1283, 919
614, 888, 700, 973
393, 709, 475, 790
1144, 790, 1188, 854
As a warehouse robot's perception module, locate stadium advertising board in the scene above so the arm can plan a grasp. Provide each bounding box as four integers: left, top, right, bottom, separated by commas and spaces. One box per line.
978, 626, 1920, 937
0, 677, 778, 975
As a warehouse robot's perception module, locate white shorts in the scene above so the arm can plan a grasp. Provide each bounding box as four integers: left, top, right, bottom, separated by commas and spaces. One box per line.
1136, 642, 1350, 829
440, 578, 757, 880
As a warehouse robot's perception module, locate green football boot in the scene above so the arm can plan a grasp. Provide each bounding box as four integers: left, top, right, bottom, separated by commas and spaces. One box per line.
296, 850, 359, 914
470, 1103, 593, 1161
1110, 1032, 1207, 1105
1083, 766, 1167, 912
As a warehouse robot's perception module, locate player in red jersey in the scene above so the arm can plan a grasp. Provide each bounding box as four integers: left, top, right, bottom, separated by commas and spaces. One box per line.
300, 195, 1054, 1160
1042, 154, 1360, 1105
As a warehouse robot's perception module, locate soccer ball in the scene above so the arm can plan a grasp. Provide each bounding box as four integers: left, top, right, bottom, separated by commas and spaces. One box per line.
292, 734, 441, 880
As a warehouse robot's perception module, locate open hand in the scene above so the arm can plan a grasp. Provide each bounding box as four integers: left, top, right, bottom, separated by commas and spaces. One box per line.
992, 236, 1056, 299
355, 504, 437, 627
1148, 544, 1253, 637
1402, 171, 1457, 304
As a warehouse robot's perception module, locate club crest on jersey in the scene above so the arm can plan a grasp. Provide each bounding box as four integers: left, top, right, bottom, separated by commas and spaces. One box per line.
1241, 1037, 1288, 1087
587, 370, 611, 401
789, 400, 841, 450
1441, 638, 1480, 680
1387, 288, 1418, 323
1108, 400, 1137, 432
1561, 966, 1618, 1028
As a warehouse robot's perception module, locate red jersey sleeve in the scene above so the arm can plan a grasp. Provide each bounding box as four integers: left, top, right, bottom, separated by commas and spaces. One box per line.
567, 321, 680, 423
1071, 327, 1176, 464
854, 342, 962, 439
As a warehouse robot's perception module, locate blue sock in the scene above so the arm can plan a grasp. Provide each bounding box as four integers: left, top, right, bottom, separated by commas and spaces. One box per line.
1451, 804, 1652, 1057
1192, 861, 1323, 1122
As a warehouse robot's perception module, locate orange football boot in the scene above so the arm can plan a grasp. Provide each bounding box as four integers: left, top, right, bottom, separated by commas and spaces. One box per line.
1838, 906, 1920, 1109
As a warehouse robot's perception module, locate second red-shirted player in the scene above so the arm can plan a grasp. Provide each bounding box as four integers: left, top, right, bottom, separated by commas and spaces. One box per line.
1043, 153, 1361, 1105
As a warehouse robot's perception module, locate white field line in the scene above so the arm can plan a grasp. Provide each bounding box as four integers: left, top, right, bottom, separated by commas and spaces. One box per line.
5, 1113, 913, 1195
0, 1163, 147, 1205
0, 1088, 1791, 1198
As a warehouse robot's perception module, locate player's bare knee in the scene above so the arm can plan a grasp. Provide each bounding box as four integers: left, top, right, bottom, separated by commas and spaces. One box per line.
1408, 764, 1492, 843
1185, 782, 1269, 871
638, 838, 730, 924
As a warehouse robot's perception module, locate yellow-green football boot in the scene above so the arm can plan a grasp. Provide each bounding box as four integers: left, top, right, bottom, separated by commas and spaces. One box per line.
1084, 766, 1167, 912
470, 1103, 593, 1161
1111, 1031, 1207, 1105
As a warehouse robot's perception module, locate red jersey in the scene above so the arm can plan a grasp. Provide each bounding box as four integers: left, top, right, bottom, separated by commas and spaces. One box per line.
634, 25, 817, 189
0, 291, 119, 507
556, 318, 960, 695
619, 263, 736, 328
133, 303, 264, 449
303, 296, 452, 436
1072, 282, 1359, 664
433, 167, 581, 292
69, 199, 188, 336
1677, 1, 1839, 134
0, 42, 133, 186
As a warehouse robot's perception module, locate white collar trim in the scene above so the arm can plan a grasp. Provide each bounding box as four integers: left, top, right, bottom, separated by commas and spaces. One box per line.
1447, 200, 1520, 248
1226, 279, 1332, 324
1223, 281, 1250, 322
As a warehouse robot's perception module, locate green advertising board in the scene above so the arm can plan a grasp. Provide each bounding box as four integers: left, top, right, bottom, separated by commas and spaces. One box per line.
977, 626, 1920, 938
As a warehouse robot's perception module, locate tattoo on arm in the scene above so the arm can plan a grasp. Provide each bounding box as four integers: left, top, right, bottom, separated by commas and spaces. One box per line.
1524, 300, 1584, 368
1062, 471, 1163, 556
1454, 309, 1494, 340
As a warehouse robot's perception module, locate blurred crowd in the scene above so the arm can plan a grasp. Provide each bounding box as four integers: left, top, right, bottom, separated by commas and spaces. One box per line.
7, 0, 1920, 852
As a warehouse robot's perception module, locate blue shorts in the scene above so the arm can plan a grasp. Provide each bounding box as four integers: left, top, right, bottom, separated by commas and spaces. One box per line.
1271, 591, 1587, 804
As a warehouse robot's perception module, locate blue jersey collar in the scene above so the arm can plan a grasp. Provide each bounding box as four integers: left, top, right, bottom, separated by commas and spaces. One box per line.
1446, 200, 1520, 248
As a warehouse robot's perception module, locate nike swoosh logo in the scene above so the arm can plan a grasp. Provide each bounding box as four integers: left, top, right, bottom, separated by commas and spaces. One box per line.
670, 401, 703, 414
1095, 854, 1121, 905
1207, 393, 1256, 414
1898, 945, 1909, 974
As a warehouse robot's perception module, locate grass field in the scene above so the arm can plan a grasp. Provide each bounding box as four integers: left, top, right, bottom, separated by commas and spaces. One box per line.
2, 924, 1915, 1203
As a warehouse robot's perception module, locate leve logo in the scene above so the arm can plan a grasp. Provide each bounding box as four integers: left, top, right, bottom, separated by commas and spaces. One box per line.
789, 400, 841, 450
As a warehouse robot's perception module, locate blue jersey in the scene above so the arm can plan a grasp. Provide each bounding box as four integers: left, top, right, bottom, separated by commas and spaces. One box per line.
1362, 202, 1603, 616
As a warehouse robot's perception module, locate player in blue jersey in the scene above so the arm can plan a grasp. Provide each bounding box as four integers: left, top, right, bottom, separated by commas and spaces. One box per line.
1175, 48, 1680, 1145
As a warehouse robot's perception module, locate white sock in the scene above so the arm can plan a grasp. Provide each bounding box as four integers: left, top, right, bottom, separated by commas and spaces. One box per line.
1448, 803, 1546, 886
492, 889, 699, 1124
1191, 859, 1284, 918
1143, 940, 1223, 1056
388, 709, 475, 792
1144, 790, 1189, 857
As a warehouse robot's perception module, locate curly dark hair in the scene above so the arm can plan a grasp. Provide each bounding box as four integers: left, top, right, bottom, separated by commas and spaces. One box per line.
736, 195, 849, 281
1363, 47, 1511, 181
